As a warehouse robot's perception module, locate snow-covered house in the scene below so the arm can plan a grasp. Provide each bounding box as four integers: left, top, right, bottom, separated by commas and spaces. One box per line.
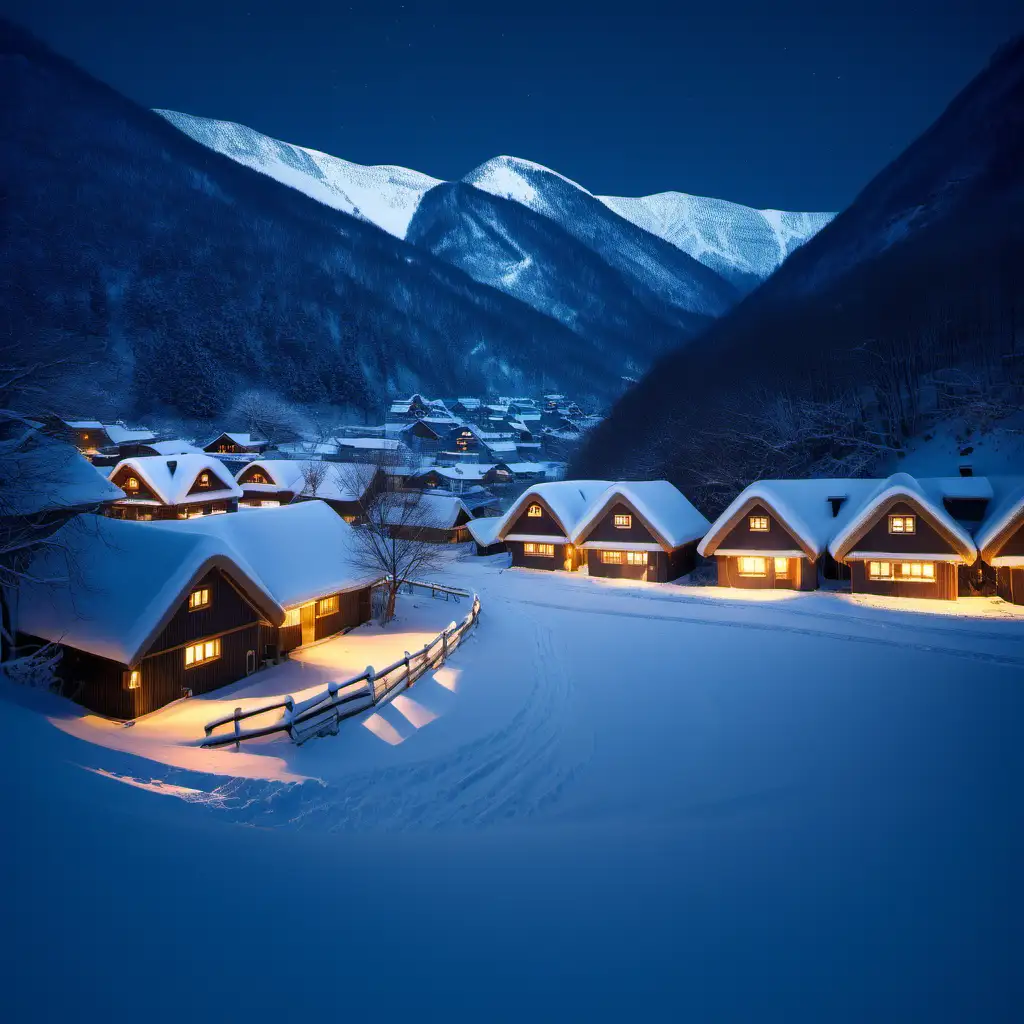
292, 462, 382, 523
91, 438, 204, 467
466, 515, 506, 556
571, 482, 710, 583
333, 436, 409, 463
17, 503, 381, 718
106, 455, 243, 520
829, 474, 982, 600
384, 419, 444, 454
388, 394, 430, 420
699, 479, 880, 591
235, 459, 308, 507
386, 493, 473, 544
59, 420, 156, 457
975, 478, 1024, 605
496, 480, 611, 571
202, 432, 269, 458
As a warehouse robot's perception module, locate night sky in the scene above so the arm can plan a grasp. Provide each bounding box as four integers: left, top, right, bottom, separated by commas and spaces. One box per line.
3, 0, 1022, 212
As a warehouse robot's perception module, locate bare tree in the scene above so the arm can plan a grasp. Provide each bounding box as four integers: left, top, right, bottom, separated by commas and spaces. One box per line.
334, 455, 445, 624
299, 458, 329, 498
228, 389, 308, 444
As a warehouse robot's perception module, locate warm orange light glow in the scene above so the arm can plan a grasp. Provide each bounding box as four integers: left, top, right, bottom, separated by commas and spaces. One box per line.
524, 541, 555, 557
283, 607, 301, 627
774, 557, 790, 576
188, 588, 210, 611
527, 504, 543, 518
316, 595, 340, 617
738, 556, 767, 576
185, 637, 221, 667
749, 516, 769, 532
889, 514, 916, 534
613, 514, 632, 529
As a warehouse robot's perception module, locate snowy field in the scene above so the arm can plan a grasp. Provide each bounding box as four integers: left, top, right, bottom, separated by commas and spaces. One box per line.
2, 552, 1023, 1020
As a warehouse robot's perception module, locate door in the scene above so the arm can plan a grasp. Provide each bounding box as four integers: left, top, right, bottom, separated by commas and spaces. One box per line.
300, 602, 316, 646
563, 544, 575, 572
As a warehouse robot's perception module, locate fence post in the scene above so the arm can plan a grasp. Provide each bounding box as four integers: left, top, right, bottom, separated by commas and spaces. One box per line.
366, 666, 376, 702
441, 628, 448, 664
404, 651, 411, 689
233, 707, 242, 751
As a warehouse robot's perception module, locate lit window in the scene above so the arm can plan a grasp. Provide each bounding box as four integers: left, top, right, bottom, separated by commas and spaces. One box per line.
749, 516, 769, 532
316, 595, 339, 617
342, 514, 357, 523
126, 476, 139, 491
124, 670, 141, 690
248, 471, 269, 484
185, 637, 221, 667
260, 500, 280, 507
738, 556, 767, 577
868, 561, 894, 580
527, 504, 543, 518
626, 551, 648, 566
774, 557, 790, 576
899, 561, 935, 581
283, 607, 301, 627
188, 588, 211, 611
523, 542, 555, 557
600, 550, 624, 564
198, 472, 211, 488
888, 515, 916, 534
613, 514, 632, 529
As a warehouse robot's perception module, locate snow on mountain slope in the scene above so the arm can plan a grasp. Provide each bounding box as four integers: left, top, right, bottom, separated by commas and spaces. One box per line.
156, 109, 440, 238
599, 192, 834, 290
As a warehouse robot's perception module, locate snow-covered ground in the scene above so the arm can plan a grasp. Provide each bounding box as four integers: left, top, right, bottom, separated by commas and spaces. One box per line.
2, 554, 1022, 1019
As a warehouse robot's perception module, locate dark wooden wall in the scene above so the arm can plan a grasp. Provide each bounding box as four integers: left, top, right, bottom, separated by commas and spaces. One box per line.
106, 498, 239, 520
505, 499, 564, 539
716, 555, 817, 590
716, 503, 806, 553
148, 569, 257, 653
998, 516, 1024, 558
314, 587, 371, 641
586, 541, 699, 583
508, 540, 572, 571
583, 502, 658, 545
109, 464, 158, 502
997, 567, 1024, 605
848, 559, 958, 600
848, 500, 959, 557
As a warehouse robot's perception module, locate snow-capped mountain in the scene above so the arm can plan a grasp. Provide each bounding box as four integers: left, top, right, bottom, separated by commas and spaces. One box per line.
157, 110, 833, 296
157, 109, 439, 238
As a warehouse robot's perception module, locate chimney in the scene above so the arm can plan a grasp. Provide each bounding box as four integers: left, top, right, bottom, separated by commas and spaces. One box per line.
167, 460, 177, 475
959, 464, 973, 477
827, 495, 846, 518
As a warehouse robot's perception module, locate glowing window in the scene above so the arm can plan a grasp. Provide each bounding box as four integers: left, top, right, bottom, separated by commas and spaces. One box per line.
899, 561, 935, 581
126, 476, 139, 491
188, 588, 211, 611
247, 471, 269, 484
868, 561, 894, 580
613, 514, 632, 529
738, 556, 767, 577
283, 607, 301, 627
749, 516, 769, 532
124, 670, 141, 690
527, 504, 543, 518
260, 500, 280, 508
626, 551, 648, 566
888, 515, 916, 534
185, 638, 221, 668
197, 472, 211, 488
523, 542, 554, 557
316, 595, 339, 617
600, 550, 624, 564
774, 557, 790, 576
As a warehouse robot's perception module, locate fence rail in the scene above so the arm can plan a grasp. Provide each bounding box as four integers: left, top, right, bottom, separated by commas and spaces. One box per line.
202, 586, 481, 749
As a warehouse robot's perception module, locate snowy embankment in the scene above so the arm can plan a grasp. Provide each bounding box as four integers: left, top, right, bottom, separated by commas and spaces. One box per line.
2, 554, 1022, 1019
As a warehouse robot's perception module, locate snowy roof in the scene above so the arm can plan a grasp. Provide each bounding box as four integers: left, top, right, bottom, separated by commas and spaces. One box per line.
483, 440, 518, 454
66, 420, 104, 429
974, 476, 1024, 562
143, 439, 204, 456
153, 501, 382, 608
1, 433, 124, 517
466, 516, 503, 547
699, 478, 880, 559
18, 515, 282, 665
572, 482, 711, 550
235, 459, 307, 492
334, 436, 404, 450
829, 473, 978, 562
455, 398, 481, 409
102, 424, 156, 445
275, 442, 338, 456
109, 455, 242, 506
299, 462, 378, 502
506, 462, 548, 475
497, 480, 612, 540
384, 492, 471, 529
427, 463, 499, 482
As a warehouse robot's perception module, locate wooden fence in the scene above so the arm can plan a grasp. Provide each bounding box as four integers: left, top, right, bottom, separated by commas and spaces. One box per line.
201, 586, 481, 748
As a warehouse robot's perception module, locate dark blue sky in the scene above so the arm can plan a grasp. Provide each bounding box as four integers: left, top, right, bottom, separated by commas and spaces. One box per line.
4, 0, 1023, 211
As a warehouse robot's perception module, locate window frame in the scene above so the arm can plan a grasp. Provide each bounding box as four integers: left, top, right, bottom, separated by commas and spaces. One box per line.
898, 561, 936, 582
523, 541, 555, 558
316, 595, 340, 617
626, 551, 648, 566
125, 475, 140, 492
774, 557, 790, 577
185, 637, 221, 668
868, 560, 894, 580
888, 514, 916, 535
748, 515, 770, 532
600, 550, 624, 564
526, 503, 543, 518
737, 555, 767, 577
613, 513, 632, 530
188, 587, 211, 612
282, 607, 302, 627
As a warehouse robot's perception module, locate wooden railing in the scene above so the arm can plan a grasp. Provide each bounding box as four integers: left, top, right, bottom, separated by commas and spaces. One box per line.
201, 588, 481, 748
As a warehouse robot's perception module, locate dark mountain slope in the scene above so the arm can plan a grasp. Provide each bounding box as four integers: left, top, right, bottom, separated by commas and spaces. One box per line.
575, 36, 1024, 510
0, 20, 621, 420
407, 182, 715, 365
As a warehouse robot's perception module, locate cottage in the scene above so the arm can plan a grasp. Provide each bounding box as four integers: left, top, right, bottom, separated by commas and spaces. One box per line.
384, 419, 444, 455
17, 503, 380, 718
105, 455, 242, 520
333, 436, 408, 463
203, 432, 269, 458
699, 479, 878, 591
235, 459, 308, 507
91, 438, 204, 468
466, 515, 505, 556
496, 480, 610, 570
571, 482, 709, 583
975, 478, 1024, 605
388, 394, 430, 420
61, 420, 157, 457
829, 474, 979, 601
293, 462, 383, 523
387, 493, 473, 544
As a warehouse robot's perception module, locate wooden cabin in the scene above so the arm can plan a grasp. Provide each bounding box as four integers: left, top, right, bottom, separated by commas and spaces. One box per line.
90, 438, 203, 468
571, 482, 709, 583
203, 432, 269, 458
292, 462, 383, 523
829, 475, 979, 601
387, 493, 473, 544
976, 481, 1024, 605
59, 420, 156, 458
384, 419, 443, 455
17, 504, 381, 718
496, 480, 610, 571
699, 480, 879, 591
466, 516, 506, 556
106, 455, 243, 520
387, 394, 430, 421
235, 459, 307, 507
